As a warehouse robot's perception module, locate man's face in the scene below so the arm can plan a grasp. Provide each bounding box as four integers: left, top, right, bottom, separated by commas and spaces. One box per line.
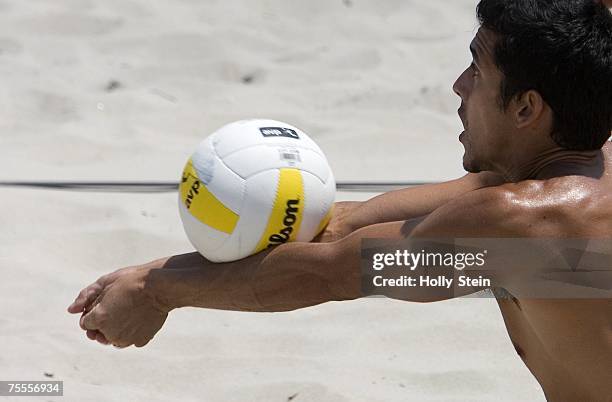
453, 28, 513, 173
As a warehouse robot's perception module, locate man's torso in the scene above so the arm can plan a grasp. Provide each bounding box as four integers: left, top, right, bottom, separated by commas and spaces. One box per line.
492, 143, 612, 401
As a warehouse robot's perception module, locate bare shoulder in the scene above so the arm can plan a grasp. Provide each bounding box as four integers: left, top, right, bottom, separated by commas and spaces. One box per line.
412, 175, 609, 238
410, 183, 523, 237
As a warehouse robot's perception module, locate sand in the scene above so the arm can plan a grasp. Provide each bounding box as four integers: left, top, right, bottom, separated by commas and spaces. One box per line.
0, 0, 545, 400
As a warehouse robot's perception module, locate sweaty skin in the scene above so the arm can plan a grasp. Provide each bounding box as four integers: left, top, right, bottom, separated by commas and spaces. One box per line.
68, 26, 612, 402
68, 146, 612, 401
410, 144, 612, 402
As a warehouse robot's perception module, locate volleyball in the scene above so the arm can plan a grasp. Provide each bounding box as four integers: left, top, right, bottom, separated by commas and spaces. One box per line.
178, 119, 336, 262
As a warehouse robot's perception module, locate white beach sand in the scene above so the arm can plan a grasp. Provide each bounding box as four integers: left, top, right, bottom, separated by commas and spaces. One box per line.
1, 0, 545, 401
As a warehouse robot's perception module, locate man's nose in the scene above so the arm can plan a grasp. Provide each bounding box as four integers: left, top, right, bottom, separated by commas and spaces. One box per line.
453, 69, 468, 98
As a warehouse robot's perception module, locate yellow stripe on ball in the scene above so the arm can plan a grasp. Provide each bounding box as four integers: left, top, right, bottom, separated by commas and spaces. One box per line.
179, 158, 239, 234
255, 168, 304, 252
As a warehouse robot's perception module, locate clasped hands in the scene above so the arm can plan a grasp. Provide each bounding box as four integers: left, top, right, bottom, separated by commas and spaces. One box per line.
67, 201, 358, 348
67, 263, 170, 348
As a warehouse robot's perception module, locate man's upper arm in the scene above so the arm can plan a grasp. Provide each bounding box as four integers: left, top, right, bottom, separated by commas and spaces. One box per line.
340, 171, 505, 234
324, 187, 518, 301
410, 186, 519, 238
406, 186, 530, 297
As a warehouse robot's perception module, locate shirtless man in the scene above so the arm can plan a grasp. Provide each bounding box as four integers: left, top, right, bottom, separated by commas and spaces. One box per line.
68, 0, 612, 400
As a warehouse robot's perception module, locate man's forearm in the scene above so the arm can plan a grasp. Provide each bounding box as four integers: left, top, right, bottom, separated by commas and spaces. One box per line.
342, 172, 503, 232
146, 242, 359, 313
142, 173, 504, 313
143, 212, 502, 315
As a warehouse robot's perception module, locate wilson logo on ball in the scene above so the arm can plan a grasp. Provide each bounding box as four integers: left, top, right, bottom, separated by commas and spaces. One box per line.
267, 199, 300, 247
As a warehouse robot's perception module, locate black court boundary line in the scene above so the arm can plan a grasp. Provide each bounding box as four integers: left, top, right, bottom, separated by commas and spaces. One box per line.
0, 181, 435, 193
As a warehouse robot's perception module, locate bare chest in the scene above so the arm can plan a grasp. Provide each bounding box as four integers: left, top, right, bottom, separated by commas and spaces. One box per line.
495, 293, 612, 401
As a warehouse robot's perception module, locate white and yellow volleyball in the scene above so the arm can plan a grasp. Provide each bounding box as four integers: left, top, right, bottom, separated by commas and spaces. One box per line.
178, 119, 336, 262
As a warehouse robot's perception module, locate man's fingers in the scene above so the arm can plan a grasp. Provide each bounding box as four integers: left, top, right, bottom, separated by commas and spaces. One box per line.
67, 282, 103, 314
134, 339, 150, 348
86, 329, 110, 345
68, 269, 129, 313
95, 332, 110, 345
79, 312, 89, 331
85, 328, 112, 347
81, 305, 102, 331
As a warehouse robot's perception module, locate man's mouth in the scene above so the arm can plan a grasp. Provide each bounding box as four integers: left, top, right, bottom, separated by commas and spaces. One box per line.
457, 108, 467, 129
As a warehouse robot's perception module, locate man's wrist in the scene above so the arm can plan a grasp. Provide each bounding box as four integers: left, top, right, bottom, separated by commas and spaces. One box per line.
143, 267, 186, 312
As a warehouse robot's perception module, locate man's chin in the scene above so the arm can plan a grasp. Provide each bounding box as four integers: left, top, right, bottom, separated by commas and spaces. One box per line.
462, 154, 482, 173
462, 163, 478, 173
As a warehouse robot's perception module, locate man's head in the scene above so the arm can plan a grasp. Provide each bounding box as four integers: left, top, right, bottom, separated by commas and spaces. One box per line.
454, 0, 612, 174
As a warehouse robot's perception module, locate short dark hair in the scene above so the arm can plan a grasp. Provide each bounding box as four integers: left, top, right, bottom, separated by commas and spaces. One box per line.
477, 0, 612, 150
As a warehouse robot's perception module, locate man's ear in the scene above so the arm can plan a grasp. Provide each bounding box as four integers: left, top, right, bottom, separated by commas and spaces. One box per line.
513, 90, 545, 129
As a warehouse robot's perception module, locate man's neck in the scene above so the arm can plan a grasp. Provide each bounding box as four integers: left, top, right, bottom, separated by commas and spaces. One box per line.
501, 146, 603, 182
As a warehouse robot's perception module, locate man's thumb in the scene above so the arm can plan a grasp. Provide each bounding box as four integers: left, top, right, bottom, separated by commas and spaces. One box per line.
81, 305, 102, 330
